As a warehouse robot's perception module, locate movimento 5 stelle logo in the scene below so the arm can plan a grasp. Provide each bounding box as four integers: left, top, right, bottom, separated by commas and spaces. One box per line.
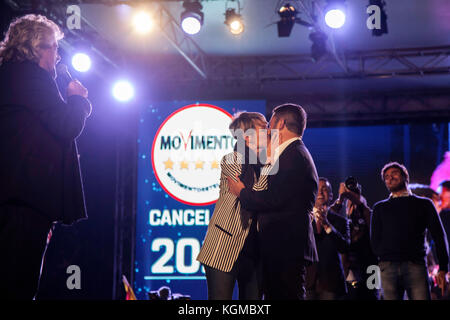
151, 104, 234, 206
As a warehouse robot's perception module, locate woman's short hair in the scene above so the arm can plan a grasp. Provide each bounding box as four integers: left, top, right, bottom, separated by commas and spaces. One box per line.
0, 14, 63, 65
229, 112, 267, 139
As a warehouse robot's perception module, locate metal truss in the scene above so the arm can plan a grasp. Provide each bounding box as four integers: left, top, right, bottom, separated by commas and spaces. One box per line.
153, 3, 208, 79
3, 0, 209, 78
157, 45, 450, 83
269, 90, 450, 127
112, 110, 139, 300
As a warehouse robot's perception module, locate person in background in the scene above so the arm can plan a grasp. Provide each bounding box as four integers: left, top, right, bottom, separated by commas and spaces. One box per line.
439, 180, 450, 251
409, 184, 443, 299
305, 177, 350, 300
331, 180, 379, 300
370, 162, 449, 300
437, 180, 450, 299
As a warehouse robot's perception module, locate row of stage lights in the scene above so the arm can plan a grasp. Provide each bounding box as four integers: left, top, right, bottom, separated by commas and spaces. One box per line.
132, 0, 244, 36
130, 1, 343, 37
67, 0, 246, 102
67, 0, 387, 102
129, 0, 358, 37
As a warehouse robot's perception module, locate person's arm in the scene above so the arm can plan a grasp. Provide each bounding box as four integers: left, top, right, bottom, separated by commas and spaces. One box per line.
329, 199, 344, 215
330, 182, 347, 213
425, 200, 449, 273
425, 200, 449, 295
221, 152, 242, 183
360, 204, 372, 228
370, 205, 382, 258
233, 151, 318, 214
237, 166, 298, 213
322, 212, 351, 253
12, 65, 91, 141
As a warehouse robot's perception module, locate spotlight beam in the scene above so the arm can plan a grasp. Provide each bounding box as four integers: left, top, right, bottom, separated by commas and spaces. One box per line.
294, 17, 313, 27
7, 0, 208, 80
32, 3, 121, 82
155, 3, 208, 79
293, 0, 348, 73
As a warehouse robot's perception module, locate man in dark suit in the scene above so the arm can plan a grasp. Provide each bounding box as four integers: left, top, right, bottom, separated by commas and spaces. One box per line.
306, 177, 350, 300
0, 14, 91, 299
228, 103, 319, 300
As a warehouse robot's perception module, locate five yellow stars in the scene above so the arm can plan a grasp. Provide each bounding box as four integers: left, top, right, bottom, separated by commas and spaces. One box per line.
162, 158, 220, 170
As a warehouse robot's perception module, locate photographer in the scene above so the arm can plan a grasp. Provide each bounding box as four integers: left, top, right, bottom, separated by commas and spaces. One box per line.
330, 177, 379, 300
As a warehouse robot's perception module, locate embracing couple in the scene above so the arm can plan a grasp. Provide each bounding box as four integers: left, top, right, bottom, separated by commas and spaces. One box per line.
197, 103, 319, 300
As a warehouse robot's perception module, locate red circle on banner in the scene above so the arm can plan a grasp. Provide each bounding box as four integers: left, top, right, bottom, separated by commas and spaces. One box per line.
151, 104, 233, 206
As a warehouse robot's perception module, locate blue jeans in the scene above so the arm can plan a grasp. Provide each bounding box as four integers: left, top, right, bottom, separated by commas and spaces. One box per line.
379, 261, 430, 300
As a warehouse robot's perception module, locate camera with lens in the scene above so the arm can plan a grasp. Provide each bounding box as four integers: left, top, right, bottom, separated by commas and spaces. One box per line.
345, 176, 361, 194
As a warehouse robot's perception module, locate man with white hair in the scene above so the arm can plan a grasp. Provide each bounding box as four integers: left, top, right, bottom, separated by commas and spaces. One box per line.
0, 14, 91, 299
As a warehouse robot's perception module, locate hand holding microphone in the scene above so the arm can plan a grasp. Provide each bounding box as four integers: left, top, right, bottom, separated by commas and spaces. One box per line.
67, 80, 88, 98
56, 63, 88, 99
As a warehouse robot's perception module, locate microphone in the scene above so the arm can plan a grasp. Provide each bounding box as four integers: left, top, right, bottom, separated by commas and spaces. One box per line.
55, 63, 74, 100
56, 63, 73, 83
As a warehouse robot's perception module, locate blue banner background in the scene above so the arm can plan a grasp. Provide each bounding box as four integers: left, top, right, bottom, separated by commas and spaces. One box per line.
134, 100, 266, 300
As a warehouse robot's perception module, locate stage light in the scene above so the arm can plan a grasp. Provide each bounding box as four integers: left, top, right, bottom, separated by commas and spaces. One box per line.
325, 9, 346, 29
225, 8, 244, 35
324, 0, 346, 29
181, 17, 201, 35
112, 80, 135, 102
71, 53, 91, 72
277, 3, 297, 37
132, 11, 154, 34
181, 0, 204, 35
309, 31, 328, 61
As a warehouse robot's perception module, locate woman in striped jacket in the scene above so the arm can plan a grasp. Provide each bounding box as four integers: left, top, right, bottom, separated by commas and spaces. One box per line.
197, 111, 268, 300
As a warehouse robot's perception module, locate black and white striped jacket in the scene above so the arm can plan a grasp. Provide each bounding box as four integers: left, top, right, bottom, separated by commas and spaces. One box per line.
197, 151, 268, 272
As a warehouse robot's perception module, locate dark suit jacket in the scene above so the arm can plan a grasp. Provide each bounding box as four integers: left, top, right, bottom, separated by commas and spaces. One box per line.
440, 209, 450, 252
0, 61, 91, 225
306, 211, 350, 295
239, 139, 319, 265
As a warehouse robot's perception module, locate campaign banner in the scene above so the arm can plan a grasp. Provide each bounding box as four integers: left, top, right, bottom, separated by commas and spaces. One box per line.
135, 100, 265, 300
